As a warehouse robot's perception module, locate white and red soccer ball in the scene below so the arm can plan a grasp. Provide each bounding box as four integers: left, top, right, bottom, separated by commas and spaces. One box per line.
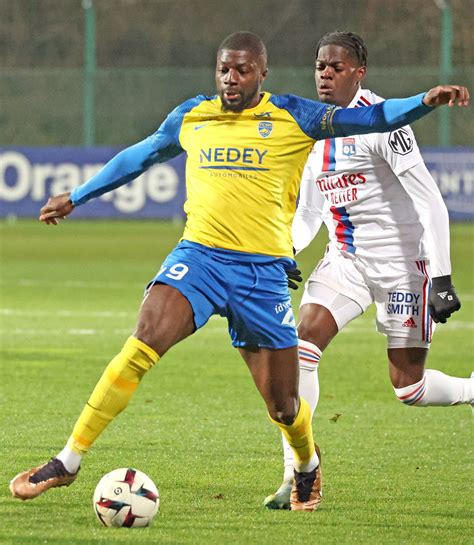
93, 468, 159, 528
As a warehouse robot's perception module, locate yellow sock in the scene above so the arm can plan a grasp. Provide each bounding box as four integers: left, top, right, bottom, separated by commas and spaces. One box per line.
269, 397, 315, 468
67, 336, 159, 455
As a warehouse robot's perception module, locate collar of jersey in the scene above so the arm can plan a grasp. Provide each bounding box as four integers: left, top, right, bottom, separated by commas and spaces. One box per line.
348, 88, 366, 108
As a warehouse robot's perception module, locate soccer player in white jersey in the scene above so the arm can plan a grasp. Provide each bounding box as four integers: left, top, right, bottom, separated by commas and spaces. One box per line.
264, 30, 474, 510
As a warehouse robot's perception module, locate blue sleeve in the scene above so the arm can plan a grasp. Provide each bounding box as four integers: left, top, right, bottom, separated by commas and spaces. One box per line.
71, 95, 208, 206
330, 93, 432, 138
269, 93, 433, 140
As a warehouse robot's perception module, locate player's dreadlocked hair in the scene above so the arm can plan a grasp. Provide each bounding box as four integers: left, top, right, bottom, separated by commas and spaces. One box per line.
315, 31, 368, 67
218, 31, 267, 64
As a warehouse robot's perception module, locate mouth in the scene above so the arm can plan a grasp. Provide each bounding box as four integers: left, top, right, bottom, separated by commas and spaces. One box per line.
317, 86, 334, 102
318, 86, 333, 94
223, 90, 241, 101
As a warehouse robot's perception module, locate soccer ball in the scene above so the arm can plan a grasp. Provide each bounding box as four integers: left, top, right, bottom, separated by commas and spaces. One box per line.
93, 468, 159, 528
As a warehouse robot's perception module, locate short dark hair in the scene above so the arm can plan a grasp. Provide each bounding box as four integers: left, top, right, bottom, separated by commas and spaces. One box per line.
218, 31, 267, 62
315, 31, 368, 67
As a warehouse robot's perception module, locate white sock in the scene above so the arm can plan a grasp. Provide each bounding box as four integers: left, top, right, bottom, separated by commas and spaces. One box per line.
282, 339, 322, 479
56, 446, 82, 473
295, 452, 319, 474
394, 369, 474, 406
298, 340, 321, 411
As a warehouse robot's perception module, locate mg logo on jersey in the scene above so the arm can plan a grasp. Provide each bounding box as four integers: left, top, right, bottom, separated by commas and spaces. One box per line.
258, 121, 273, 138
388, 128, 414, 155
342, 138, 356, 156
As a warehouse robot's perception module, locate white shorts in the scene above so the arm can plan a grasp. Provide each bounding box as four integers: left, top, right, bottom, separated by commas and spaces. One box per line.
300, 247, 435, 348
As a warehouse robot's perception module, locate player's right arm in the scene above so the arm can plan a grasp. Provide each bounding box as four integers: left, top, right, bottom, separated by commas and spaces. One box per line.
39, 96, 205, 224
39, 135, 177, 224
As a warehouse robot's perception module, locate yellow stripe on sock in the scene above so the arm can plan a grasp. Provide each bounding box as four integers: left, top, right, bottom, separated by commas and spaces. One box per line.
105, 367, 138, 392
70, 431, 93, 452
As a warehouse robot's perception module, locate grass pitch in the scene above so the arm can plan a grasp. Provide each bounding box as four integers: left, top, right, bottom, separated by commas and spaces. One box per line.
0, 219, 473, 545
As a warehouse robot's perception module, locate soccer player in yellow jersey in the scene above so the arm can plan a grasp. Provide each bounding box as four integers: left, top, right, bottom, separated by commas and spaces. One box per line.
10, 31, 469, 511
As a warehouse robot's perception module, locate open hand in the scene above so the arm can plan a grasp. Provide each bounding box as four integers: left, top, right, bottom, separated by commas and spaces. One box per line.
423, 85, 470, 107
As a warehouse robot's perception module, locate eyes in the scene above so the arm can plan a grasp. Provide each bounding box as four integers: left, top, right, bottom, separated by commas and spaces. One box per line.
316, 64, 344, 73
218, 66, 250, 76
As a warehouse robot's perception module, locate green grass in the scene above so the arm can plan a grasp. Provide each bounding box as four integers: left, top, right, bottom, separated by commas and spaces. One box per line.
0, 219, 473, 545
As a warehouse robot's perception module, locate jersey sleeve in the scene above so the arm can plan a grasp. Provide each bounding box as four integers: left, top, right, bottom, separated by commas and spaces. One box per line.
330, 93, 434, 138
292, 151, 325, 254
270, 93, 433, 141
396, 162, 452, 277
372, 125, 424, 176
70, 96, 206, 206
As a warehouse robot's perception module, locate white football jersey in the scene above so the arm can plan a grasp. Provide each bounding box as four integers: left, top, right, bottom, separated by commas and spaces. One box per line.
295, 88, 428, 261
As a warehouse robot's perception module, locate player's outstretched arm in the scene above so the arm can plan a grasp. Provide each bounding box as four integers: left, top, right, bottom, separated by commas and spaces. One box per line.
39, 193, 74, 225
423, 85, 470, 107
37, 138, 158, 225
329, 85, 469, 139
38, 97, 202, 222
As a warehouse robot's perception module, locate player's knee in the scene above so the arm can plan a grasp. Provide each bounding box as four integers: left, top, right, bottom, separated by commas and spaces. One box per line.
298, 324, 330, 352
297, 321, 319, 345
135, 324, 154, 346
134, 322, 164, 356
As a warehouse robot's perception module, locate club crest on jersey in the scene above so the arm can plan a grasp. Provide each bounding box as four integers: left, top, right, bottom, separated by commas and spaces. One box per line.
342, 138, 356, 156
258, 121, 273, 138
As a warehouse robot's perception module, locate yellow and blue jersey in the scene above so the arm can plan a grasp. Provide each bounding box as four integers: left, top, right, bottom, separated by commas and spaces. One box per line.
71, 91, 430, 258
179, 92, 329, 256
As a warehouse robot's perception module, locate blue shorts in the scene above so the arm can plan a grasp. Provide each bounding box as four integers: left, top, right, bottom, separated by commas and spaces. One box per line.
147, 240, 298, 349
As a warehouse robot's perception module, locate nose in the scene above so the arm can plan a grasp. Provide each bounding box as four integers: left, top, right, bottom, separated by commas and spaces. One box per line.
223, 68, 238, 85
320, 66, 333, 80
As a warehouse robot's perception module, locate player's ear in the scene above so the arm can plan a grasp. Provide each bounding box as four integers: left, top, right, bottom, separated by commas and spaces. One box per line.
356, 65, 367, 84
260, 67, 268, 83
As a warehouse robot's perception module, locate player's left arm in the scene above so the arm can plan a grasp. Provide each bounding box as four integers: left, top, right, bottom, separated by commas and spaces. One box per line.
328, 85, 469, 139
397, 161, 461, 323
